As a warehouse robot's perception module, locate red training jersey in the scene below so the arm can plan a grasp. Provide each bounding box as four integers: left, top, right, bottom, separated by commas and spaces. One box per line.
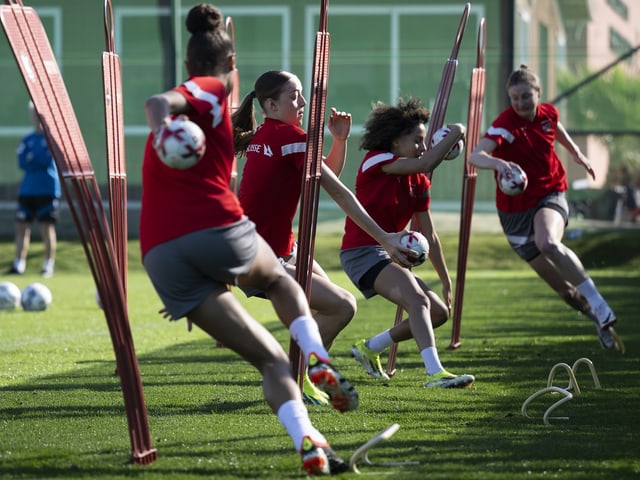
140, 76, 243, 258
484, 102, 568, 212
238, 118, 306, 257
341, 151, 430, 249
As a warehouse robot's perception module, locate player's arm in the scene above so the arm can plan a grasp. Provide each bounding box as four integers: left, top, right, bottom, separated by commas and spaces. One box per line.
144, 90, 191, 135
416, 210, 452, 312
469, 137, 513, 178
322, 107, 351, 176
319, 163, 412, 267
382, 123, 465, 175
555, 121, 595, 180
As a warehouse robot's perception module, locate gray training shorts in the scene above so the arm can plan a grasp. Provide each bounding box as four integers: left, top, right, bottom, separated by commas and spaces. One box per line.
143, 217, 258, 320
498, 191, 569, 262
340, 245, 391, 299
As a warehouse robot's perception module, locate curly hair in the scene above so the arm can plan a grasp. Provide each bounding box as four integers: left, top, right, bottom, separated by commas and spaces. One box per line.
360, 97, 430, 151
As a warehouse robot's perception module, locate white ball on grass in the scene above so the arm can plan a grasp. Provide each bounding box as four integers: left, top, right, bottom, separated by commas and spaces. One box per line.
21, 282, 53, 312
0, 281, 21, 310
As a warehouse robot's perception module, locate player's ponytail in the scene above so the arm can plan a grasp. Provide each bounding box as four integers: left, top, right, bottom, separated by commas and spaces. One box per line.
232, 91, 258, 156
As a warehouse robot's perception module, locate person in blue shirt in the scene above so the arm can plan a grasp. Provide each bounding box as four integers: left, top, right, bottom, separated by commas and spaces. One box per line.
7, 102, 61, 278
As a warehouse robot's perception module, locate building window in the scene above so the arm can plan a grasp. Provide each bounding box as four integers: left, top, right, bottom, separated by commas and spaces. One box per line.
609, 27, 632, 57
607, 0, 628, 20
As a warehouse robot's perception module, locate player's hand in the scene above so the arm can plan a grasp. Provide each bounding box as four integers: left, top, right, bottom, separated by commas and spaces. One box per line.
574, 152, 596, 181
381, 231, 414, 268
327, 107, 351, 141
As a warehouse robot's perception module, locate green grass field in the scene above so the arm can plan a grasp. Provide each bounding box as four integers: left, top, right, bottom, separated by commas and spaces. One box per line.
1, 229, 639, 479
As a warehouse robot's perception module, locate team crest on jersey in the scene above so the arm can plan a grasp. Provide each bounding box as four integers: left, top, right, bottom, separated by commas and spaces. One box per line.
541, 119, 552, 133
263, 144, 273, 157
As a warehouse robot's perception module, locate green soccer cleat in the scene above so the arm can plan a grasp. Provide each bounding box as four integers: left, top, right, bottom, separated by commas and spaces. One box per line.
302, 372, 330, 406
424, 370, 475, 388
350, 339, 390, 380
308, 353, 359, 412
351, 339, 389, 380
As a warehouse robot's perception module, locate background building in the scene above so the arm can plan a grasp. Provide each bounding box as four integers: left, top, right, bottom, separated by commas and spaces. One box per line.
0, 0, 638, 237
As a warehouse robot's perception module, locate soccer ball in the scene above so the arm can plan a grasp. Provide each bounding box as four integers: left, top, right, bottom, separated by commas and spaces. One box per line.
498, 163, 528, 196
430, 126, 464, 160
0, 281, 21, 310
21, 282, 53, 311
154, 117, 206, 169
400, 231, 430, 267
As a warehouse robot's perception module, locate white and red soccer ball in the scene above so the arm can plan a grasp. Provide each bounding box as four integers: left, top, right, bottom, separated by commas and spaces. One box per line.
154, 117, 206, 170
400, 231, 430, 267
498, 163, 528, 196
430, 126, 464, 160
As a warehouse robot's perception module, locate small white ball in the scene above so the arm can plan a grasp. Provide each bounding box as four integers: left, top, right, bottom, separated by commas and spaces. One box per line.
431, 126, 464, 160
0, 281, 21, 310
400, 231, 430, 267
498, 164, 528, 196
21, 282, 52, 311
154, 117, 206, 170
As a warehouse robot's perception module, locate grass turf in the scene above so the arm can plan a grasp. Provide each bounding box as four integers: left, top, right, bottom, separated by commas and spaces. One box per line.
0, 229, 639, 479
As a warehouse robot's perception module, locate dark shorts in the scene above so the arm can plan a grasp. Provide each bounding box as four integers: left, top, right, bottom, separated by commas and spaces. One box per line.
239, 242, 296, 299
16, 195, 60, 223
498, 192, 569, 262
143, 217, 258, 320
340, 245, 392, 299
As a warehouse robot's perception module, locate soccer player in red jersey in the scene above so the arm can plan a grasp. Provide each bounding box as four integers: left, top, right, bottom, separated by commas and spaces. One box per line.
341, 98, 475, 388
469, 65, 621, 351
233, 70, 410, 404
141, 5, 357, 475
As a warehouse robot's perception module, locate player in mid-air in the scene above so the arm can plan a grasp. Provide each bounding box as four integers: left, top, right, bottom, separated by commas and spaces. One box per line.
468, 64, 622, 351
233, 70, 412, 405
341, 97, 475, 388
140, 4, 357, 475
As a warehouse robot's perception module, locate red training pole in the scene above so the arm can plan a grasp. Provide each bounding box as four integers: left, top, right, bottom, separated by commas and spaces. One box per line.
450, 18, 487, 349
289, 0, 331, 387
386, 3, 470, 377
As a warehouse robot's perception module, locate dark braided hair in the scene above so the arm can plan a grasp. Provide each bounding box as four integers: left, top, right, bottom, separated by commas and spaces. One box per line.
185, 4, 233, 76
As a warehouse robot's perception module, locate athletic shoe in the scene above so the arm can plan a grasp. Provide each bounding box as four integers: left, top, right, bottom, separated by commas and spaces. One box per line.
40, 266, 54, 278
584, 308, 624, 352
6, 266, 23, 275
300, 436, 349, 475
592, 301, 616, 329
302, 372, 330, 406
424, 370, 475, 388
307, 353, 358, 412
350, 339, 389, 380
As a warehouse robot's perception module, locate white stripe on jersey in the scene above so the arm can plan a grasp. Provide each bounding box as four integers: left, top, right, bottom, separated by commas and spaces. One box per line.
281, 142, 306, 156
362, 152, 394, 172
487, 126, 515, 143
183, 80, 224, 128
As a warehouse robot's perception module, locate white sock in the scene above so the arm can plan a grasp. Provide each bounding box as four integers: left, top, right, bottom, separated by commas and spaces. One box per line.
576, 278, 605, 309
13, 259, 26, 273
289, 316, 330, 363
421, 346, 444, 375
42, 258, 54, 270
277, 399, 327, 451
366, 330, 393, 352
